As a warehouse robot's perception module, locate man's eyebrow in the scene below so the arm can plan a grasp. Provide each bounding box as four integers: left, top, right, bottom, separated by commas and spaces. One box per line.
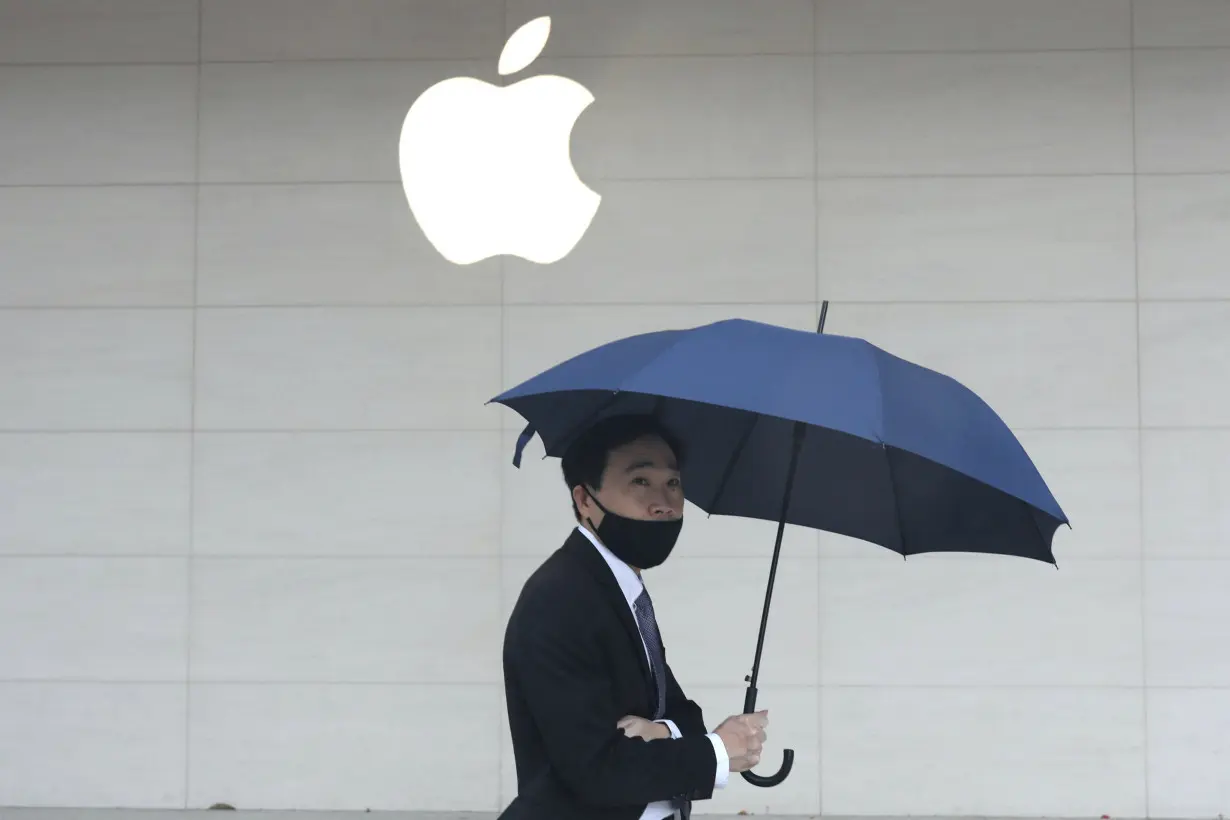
625, 459, 679, 472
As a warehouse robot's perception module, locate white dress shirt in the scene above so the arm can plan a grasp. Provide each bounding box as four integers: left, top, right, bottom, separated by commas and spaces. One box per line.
576, 525, 729, 820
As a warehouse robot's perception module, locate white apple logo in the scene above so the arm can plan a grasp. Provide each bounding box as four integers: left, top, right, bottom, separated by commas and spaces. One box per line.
398, 16, 601, 266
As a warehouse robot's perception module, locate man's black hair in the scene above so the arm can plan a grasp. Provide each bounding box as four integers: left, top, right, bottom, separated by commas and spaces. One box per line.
560, 413, 685, 522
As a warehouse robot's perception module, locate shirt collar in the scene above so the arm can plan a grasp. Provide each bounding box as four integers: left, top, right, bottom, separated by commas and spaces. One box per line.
576, 524, 643, 607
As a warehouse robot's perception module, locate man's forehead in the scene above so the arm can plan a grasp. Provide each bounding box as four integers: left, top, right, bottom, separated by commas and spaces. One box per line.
608, 436, 679, 470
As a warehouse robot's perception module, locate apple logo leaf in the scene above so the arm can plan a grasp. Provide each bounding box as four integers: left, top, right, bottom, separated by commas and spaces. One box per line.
499, 15, 551, 77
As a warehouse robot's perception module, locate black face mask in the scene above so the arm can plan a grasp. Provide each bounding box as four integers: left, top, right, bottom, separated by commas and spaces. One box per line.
584, 489, 683, 570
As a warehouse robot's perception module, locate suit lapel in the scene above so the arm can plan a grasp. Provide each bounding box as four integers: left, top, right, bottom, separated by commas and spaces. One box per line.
561, 530, 654, 695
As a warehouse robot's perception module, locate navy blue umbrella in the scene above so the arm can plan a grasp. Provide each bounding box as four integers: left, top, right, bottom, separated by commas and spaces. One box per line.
491, 302, 1068, 787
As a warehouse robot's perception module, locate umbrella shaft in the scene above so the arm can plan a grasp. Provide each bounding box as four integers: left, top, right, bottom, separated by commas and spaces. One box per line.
747, 422, 806, 694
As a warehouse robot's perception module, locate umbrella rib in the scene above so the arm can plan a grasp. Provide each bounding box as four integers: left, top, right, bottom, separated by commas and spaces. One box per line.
703, 411, 761, 513
1029, 505, 1061, 568
882, 445, 909, 557
869, 347, 908, 556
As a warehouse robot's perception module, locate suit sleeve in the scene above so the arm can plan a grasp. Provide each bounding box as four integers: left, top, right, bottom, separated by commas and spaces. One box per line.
510, 596, 719, 807
662, 660, 708, 737
661, 650, 732, 793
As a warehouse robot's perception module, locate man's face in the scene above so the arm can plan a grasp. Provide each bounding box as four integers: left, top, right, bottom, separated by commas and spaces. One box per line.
577, 434, 683, 526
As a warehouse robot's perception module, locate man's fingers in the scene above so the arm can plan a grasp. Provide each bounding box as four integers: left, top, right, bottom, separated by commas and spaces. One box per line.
742, 712, 769, 730
731, 752, 763, 773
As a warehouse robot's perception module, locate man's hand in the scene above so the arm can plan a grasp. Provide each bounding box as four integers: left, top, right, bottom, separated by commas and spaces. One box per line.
713, 710, 768, 772
616, 715, 670, 741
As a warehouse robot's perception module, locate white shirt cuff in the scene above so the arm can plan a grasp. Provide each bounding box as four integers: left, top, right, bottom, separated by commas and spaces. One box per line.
706, 732, 730, 789
654, 719, 682, 740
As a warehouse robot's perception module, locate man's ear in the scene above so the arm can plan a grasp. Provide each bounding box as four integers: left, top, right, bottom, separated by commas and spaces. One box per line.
571, 484, 589, 519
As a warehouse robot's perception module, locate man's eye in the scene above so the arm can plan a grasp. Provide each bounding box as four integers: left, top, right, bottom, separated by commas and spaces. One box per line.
632, 477, 649, 486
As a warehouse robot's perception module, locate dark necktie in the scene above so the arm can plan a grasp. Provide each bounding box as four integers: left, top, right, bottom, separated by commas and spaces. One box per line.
633, 585, 691, 820
632, 586, 667, 720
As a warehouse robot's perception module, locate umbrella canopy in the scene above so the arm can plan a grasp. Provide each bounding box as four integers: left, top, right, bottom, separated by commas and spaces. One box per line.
494, 315, 1068, 562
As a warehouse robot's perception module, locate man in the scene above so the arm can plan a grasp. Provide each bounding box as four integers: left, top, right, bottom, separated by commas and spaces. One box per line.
499, 413, 769, 820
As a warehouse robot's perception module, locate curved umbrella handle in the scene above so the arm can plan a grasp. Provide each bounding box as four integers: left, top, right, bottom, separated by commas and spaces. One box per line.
740, 748, 794, 788
739, 683, 794, 787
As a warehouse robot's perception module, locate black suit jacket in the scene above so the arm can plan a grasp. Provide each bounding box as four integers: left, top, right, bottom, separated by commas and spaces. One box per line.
498, 528, 719, 820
